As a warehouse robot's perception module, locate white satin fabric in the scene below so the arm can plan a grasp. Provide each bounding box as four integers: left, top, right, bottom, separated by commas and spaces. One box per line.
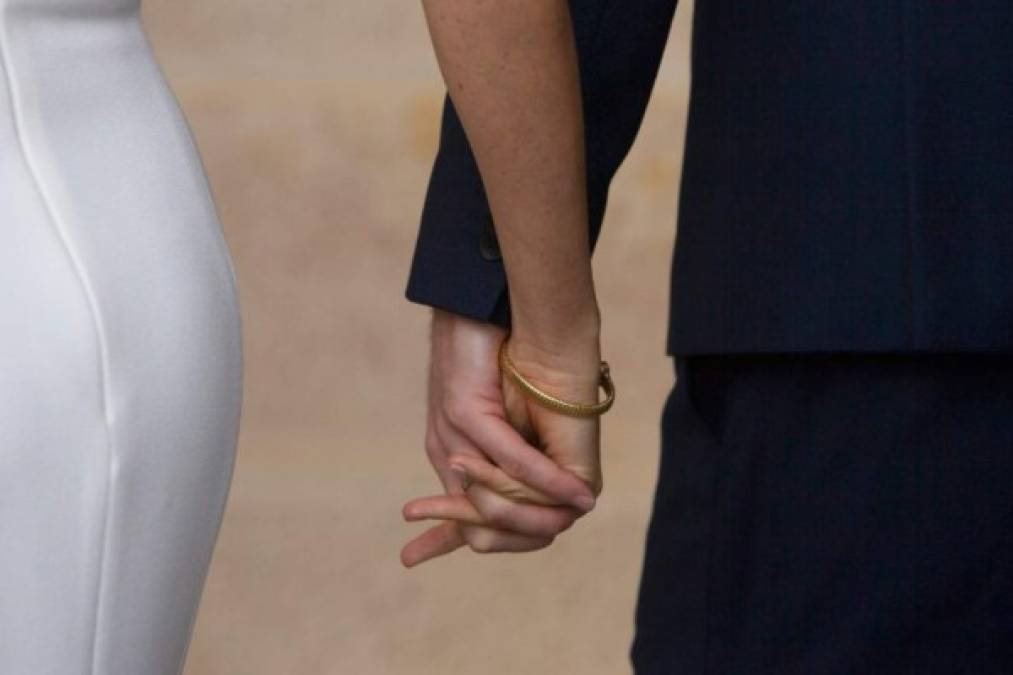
0, 1, 242, 673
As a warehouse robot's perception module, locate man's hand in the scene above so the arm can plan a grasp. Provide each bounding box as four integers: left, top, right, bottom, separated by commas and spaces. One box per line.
400, 309, 602, 568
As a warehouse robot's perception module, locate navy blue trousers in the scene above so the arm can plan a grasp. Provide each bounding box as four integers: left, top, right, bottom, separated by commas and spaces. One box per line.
630, 354, 1013, 674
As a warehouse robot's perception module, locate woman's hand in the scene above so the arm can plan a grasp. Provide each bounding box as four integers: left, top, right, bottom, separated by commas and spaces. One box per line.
400, 309, 602, 568
405, 0, 605, 568
497, 326, 605, 498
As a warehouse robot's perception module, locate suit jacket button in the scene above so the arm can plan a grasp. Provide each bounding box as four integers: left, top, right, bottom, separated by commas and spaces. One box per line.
479, 221, 502, 261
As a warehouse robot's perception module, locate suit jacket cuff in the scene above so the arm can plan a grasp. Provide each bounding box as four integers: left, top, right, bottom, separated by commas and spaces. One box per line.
404, 98, 513, 328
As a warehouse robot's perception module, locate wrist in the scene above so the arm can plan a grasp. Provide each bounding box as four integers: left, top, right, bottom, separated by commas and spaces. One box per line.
506, 303, 602, 394
430, 307, 508, 350
510, 301, 599, 355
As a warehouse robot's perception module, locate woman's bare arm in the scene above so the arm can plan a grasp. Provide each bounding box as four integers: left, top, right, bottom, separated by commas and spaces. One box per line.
421, 0, 600, 367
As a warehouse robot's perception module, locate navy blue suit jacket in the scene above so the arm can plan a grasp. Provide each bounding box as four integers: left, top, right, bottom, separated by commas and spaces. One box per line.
405, 1, 1013, 355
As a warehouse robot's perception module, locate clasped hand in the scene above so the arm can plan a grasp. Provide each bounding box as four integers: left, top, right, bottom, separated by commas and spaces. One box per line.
400, 309, 603, 567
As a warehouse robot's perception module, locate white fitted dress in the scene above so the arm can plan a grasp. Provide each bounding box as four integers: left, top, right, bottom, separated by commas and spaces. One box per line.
0, 1, 242, 673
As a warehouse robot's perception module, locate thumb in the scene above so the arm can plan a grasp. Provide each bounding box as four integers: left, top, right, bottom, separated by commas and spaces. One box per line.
501, 373, 540, 448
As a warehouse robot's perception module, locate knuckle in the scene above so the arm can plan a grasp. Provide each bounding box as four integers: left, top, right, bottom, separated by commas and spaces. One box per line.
445, 450, 471, 472
556, 513, 579, 533
543, 511, 577, 536
539, 522, 568, 538
481, 503, 514, 530
443, 396, 472, 428
423, 430, 442, 456
467, 531, 497, 554
496, 455, 526, 481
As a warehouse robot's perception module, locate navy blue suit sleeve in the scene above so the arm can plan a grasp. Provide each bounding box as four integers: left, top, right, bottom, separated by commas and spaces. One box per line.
404, 0, 679, 328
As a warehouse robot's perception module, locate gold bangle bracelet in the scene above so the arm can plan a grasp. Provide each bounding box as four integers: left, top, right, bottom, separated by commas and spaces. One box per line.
498, 339, 615, 418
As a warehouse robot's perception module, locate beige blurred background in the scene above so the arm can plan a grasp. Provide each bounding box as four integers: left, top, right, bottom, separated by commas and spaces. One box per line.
141, 1, 694, 673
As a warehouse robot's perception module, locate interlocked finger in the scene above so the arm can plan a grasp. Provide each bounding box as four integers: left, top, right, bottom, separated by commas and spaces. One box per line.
403, 493, 484, 526
400, 521, 465, 567
404, 484, 577, 538
463, 482, 579, 538
458, 523, 554, 554
448, 453, 564, 506
401, 501, 557, 565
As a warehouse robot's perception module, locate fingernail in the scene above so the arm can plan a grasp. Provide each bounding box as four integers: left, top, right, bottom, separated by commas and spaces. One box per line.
574, 495, 596, 512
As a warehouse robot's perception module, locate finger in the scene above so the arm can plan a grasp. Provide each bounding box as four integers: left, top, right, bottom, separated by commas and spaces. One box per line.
403, 493, 485, 526
449, 454, 561, 506
465, 483, 579, 538
403, 487, 577, 538
463, 416, 596, 512
447, 462, 471, 491
460, 523, 554, 554
424, 428, 457, 494
400, 521, 465, 568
